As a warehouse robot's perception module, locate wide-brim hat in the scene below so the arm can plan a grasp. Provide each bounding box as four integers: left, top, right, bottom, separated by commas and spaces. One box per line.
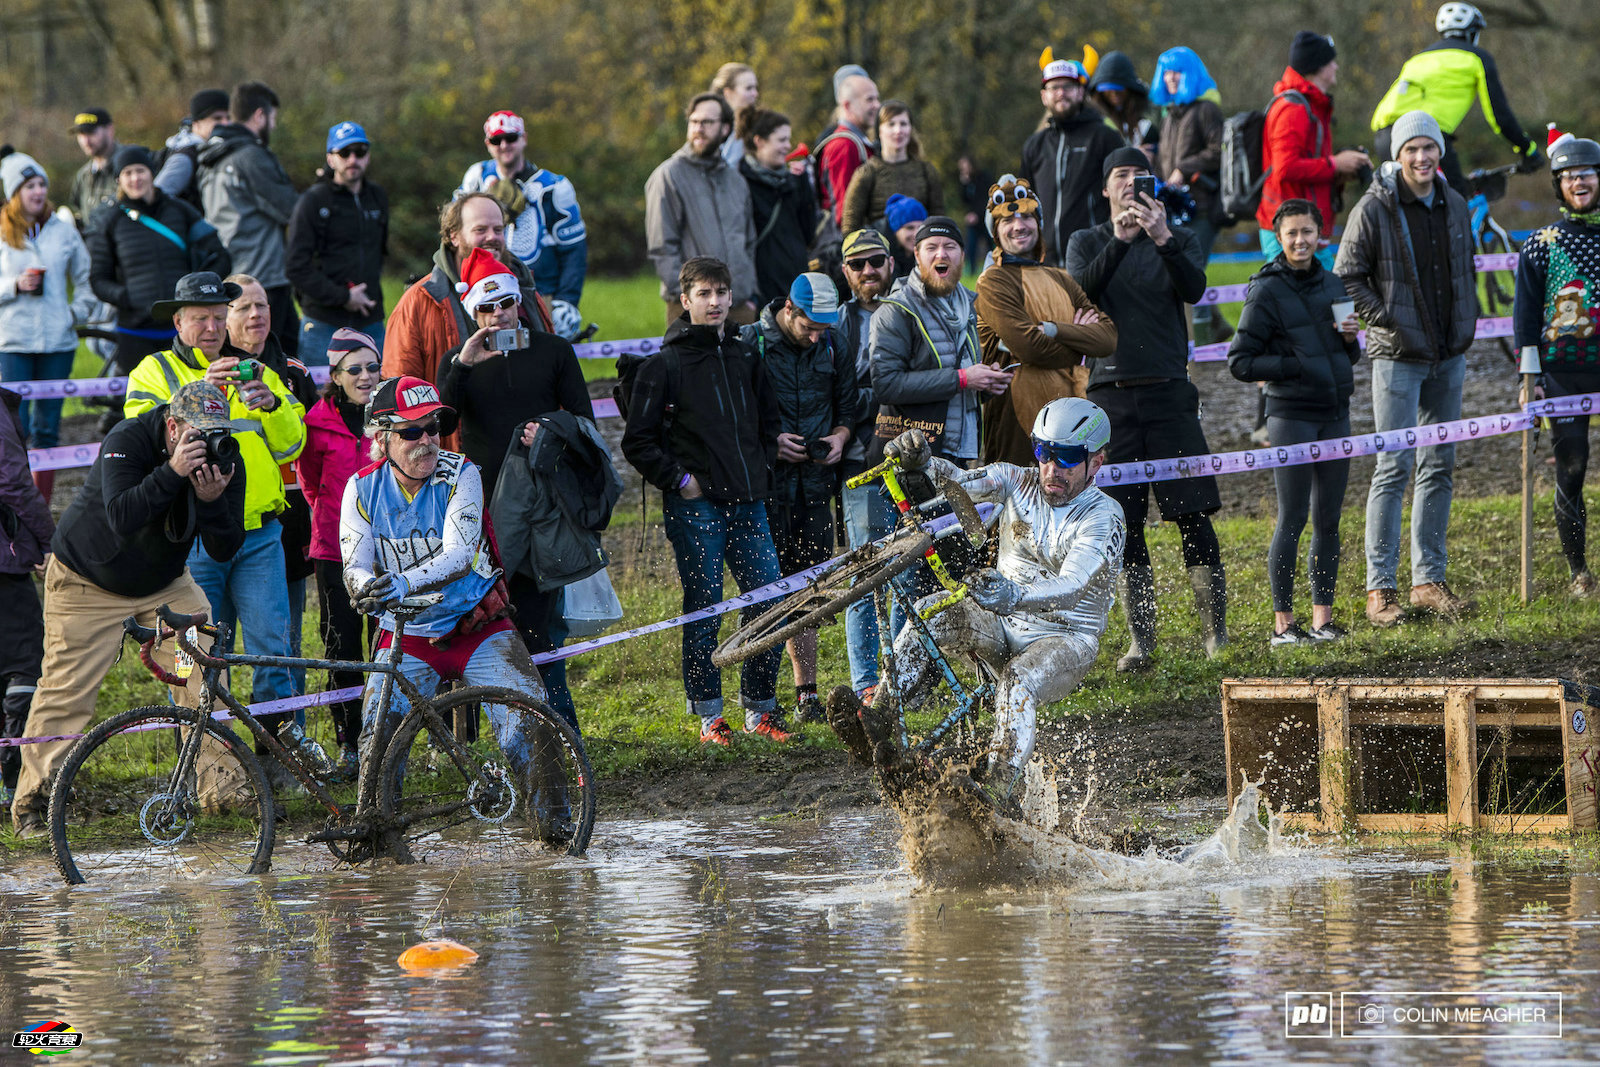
151, 271, 243, 321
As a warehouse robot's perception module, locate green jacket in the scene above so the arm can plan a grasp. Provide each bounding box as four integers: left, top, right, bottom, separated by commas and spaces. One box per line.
1371, 39, 1534, 154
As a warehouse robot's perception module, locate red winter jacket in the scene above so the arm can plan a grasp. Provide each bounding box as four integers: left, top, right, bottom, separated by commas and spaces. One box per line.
297, 396, 374, 563
1256, 67, 1338, 237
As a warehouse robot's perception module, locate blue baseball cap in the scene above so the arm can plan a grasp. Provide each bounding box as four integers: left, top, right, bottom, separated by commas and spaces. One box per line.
326, 121, 369, 153
788, 272, 841, 325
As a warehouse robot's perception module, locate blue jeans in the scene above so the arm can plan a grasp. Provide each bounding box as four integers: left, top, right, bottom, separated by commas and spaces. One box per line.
661, 494, 782, 718
187, 520, 295, 706
842, 481, 895, 693
298, 316, 386, 368
1259, 230, 1337, 268
1365, 355, 1466, 590
0, 350, 75, 448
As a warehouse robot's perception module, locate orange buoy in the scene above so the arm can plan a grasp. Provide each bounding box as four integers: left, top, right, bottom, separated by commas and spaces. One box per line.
398, 939, 480, 971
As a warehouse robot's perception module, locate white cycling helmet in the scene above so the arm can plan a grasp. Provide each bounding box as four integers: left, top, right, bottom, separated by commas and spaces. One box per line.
1031, 397, 1110, 465
1436, 3, 1485, 40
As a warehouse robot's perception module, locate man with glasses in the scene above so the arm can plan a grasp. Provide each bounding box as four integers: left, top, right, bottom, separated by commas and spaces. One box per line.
1514, 130, 1600, 598
828, 397, 1125, 814
455, 110, 588, 341
1019, 56, 1124, 268
287, 121, 390, 366
340, 376, 572, 843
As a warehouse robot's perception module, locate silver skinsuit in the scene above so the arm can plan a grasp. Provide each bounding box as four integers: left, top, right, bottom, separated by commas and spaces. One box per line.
893, 458, 1126, 784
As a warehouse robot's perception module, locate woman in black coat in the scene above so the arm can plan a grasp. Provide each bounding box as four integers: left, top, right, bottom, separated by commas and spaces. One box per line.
1227, 198, 1360, 645
737, 108, 818, 306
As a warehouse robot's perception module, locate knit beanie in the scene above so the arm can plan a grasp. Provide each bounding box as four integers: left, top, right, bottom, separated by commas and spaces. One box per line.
914, 216, 964, 248
885, 194, 928, 233
1, 152, 47, 201
189, 88, 229, 121
1289, 31, 1337, 76
112, 144, 155, 178
1102, 146, 1151, 181
1390, 110, 1444, 154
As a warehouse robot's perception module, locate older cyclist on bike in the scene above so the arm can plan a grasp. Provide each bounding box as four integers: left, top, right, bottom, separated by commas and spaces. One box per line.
828, 396, 1126, 812
339, 375, 565, 835
1370, 3, 1542, 188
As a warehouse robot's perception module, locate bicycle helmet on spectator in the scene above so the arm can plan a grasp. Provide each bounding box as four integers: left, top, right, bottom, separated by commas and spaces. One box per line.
1436, 3, 1485, 43
1548, 126, 1600, 198
1031, 397, 1110, 466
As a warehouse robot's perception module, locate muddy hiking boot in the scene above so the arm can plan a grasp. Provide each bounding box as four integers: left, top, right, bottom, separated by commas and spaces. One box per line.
825, 686, 876, 766
1187, 564, 1228, 658
1116, 563, 1158, 673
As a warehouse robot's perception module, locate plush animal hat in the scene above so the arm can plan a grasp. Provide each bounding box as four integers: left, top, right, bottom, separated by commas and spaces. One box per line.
986, 174, 1040, 237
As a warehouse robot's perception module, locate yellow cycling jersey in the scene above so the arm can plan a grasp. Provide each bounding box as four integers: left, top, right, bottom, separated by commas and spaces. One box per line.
1371, 39, 1532, 153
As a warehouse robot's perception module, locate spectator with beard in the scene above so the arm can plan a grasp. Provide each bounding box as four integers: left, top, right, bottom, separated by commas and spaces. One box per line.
197, 83, 301, 356
646, 93, 759, 328
841, 100, 944, 235
1020, 52, 1125, 268
975, 176, 1116, 467
67, 107, 119, 231
383, 192, 552, 452
738, 108, 819, 307
1067, 147, 1225, 670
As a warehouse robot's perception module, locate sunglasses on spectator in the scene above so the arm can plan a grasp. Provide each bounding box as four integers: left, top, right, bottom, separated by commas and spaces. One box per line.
387, 419, 442, 441
846, 254, 889, 271
474, 295, 519, 312
1032, 440, 1089, 467
338, 361, 382, 375
487, 134, 521, 146
335, 145, 369, 159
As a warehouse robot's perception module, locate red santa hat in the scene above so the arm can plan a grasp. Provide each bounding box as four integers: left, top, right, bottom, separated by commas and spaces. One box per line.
1548, 122, 1576, 153
455, 247, 521, 312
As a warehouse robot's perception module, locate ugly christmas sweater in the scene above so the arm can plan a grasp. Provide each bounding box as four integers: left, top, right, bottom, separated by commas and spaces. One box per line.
1514, 214, 1600, 368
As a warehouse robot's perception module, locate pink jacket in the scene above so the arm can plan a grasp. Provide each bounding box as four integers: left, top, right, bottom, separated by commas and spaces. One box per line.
298, 396, 373, 562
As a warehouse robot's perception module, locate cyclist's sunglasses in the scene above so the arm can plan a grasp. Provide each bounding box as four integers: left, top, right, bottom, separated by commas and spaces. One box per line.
335, 145, 369, 159
387, 419, 442, 441
338, 361, 382, 376
845, 253, 889, 271
487, 134, 521, 147
1032, 440, 1090, 467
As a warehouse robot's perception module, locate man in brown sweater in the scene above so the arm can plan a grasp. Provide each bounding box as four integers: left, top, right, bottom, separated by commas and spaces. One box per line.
975, 176, 1117, 465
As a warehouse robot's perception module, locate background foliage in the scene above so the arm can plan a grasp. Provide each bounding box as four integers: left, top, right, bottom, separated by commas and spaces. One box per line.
2, 0, 1595, 278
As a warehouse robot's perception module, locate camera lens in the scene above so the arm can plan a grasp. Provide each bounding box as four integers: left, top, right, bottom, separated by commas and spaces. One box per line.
806, 439, 832, 462
205, 430, 240, 469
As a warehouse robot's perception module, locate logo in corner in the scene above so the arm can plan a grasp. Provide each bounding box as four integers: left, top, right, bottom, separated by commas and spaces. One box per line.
1575, 708, 1587, 735
12, 1021, 83, 1054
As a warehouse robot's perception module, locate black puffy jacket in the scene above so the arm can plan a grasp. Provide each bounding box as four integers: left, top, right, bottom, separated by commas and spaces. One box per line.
87, 191, 231, 331
740, 301, 857, 506
1227, 256, 1361, 420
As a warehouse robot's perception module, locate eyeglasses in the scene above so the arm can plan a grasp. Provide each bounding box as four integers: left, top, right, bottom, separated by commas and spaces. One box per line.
487, 134, 521, 147
338, 361, 382, 375
335, 145, 369, 159
474, 295, 519, 312
1560, 168, 1598, 182
1032, 440, 1089, 468
387, 419, 442, 441
846, 254, 889, 271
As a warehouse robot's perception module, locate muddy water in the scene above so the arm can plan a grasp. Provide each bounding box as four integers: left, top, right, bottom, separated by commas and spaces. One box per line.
2, 813, 1597, 1065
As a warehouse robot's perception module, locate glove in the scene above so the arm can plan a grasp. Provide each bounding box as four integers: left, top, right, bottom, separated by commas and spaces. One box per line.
548, 299, 582, 341
360, 572, 410, 607
884, 428, 931, 470
1518, 145, 1545, 174
966, 567, 1024, 615
485, 175, 529, 218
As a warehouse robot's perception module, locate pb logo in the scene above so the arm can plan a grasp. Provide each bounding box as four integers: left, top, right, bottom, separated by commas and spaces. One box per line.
1342, 440, 1353, 454
1276, 448, 1288, 463
1468, 420, 1479, 436
1109, 466, 1122, 481
1309, 444, 1321, 459
1143, 463, 1155, 478
1285, 993, 1333, 1039
1244, 452, 1256, 468
1211, 456, 1222, 470
1438, 424, 1450, 440
1404, 430, 1417, 446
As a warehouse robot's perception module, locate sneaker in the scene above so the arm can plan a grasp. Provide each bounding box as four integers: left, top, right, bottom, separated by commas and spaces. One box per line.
858, 684, 878, 708
1572, 570, 1598, 599
1307, 621, 1349, 641
1271, 623, 1313, 647
1409, 581, 1475, 619
744, 711, 794, 744
795, 693, 825, 724
700, 717, 735, 747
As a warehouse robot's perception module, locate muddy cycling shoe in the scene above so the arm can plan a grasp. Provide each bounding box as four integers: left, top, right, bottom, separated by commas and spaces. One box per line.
795, 693, 826, 725
856, 693, 903, 769
825, 686, 876, 765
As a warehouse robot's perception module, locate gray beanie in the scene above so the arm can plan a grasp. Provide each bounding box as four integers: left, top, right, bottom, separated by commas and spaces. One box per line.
1, 152, 47, 201
1391, 110, 1445, 155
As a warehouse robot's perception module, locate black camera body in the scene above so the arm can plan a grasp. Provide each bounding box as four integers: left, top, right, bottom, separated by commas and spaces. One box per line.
202, 428, 240, 472
805, 439, 832, 462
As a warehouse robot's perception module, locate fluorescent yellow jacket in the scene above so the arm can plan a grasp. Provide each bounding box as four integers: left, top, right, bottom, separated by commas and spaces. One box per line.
1371, 39, 1534, 154
125, 343, 307, 530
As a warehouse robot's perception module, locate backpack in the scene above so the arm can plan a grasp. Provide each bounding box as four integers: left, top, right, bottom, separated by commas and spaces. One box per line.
1219, 91, 1320, 223
612, 348, 680, 425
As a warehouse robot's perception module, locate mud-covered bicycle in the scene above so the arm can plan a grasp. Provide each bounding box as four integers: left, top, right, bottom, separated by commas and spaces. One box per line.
47, 597, 595, 885
712, 454, 997, 755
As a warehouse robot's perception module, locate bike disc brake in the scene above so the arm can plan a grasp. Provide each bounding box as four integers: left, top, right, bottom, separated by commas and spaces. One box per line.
467, 766, 518, 824
139, 792, 196, 846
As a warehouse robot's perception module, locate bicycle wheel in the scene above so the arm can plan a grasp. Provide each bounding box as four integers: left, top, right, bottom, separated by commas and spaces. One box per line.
49, 705, 274, 885
712, 528, 934, 668
378, 685, 596, 860
1478, 228, 1517, 359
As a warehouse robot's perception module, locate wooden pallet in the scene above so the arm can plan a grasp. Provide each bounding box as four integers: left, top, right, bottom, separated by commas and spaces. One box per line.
1221, 678, 1600, 834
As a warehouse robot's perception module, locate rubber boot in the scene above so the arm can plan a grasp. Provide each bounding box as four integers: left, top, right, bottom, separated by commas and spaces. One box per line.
1188, 564, 1229, 658
30, 469, 54, 508
1116, 564, 1158, 673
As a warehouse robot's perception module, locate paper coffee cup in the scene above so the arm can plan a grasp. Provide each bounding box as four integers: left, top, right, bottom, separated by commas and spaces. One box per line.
1330, 299, 1355, 324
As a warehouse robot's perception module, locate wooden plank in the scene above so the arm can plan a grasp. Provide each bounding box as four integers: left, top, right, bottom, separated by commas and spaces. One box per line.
1318, 684, 1353, 832
1479, 814, 1573, 834
1221, 685, 1239, 811
1444, 686, 1479, 830
1561, 697, 1599, 831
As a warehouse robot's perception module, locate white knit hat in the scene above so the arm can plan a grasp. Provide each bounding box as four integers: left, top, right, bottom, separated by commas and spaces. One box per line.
1, 152, 48, 201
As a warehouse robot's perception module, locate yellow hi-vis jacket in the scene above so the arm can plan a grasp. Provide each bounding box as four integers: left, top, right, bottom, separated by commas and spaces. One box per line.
1371, 39, 1534, 155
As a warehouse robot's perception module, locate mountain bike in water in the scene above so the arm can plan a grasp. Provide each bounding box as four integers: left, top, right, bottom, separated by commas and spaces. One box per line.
47, 597, 594, 885
1465, 163, 1521, 360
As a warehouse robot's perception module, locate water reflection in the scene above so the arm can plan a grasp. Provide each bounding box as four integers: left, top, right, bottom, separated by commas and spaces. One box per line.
1, 815, 1596, 1064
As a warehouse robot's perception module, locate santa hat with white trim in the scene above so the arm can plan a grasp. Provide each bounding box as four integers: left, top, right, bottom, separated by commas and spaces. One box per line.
455, 247, 521, 313
1548, 122, 1575, 154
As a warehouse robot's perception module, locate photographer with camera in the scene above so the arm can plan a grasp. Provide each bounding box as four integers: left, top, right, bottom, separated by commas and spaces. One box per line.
737, 273, 856, 723
123, 272, 307, 782
10, 381, 244, 837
